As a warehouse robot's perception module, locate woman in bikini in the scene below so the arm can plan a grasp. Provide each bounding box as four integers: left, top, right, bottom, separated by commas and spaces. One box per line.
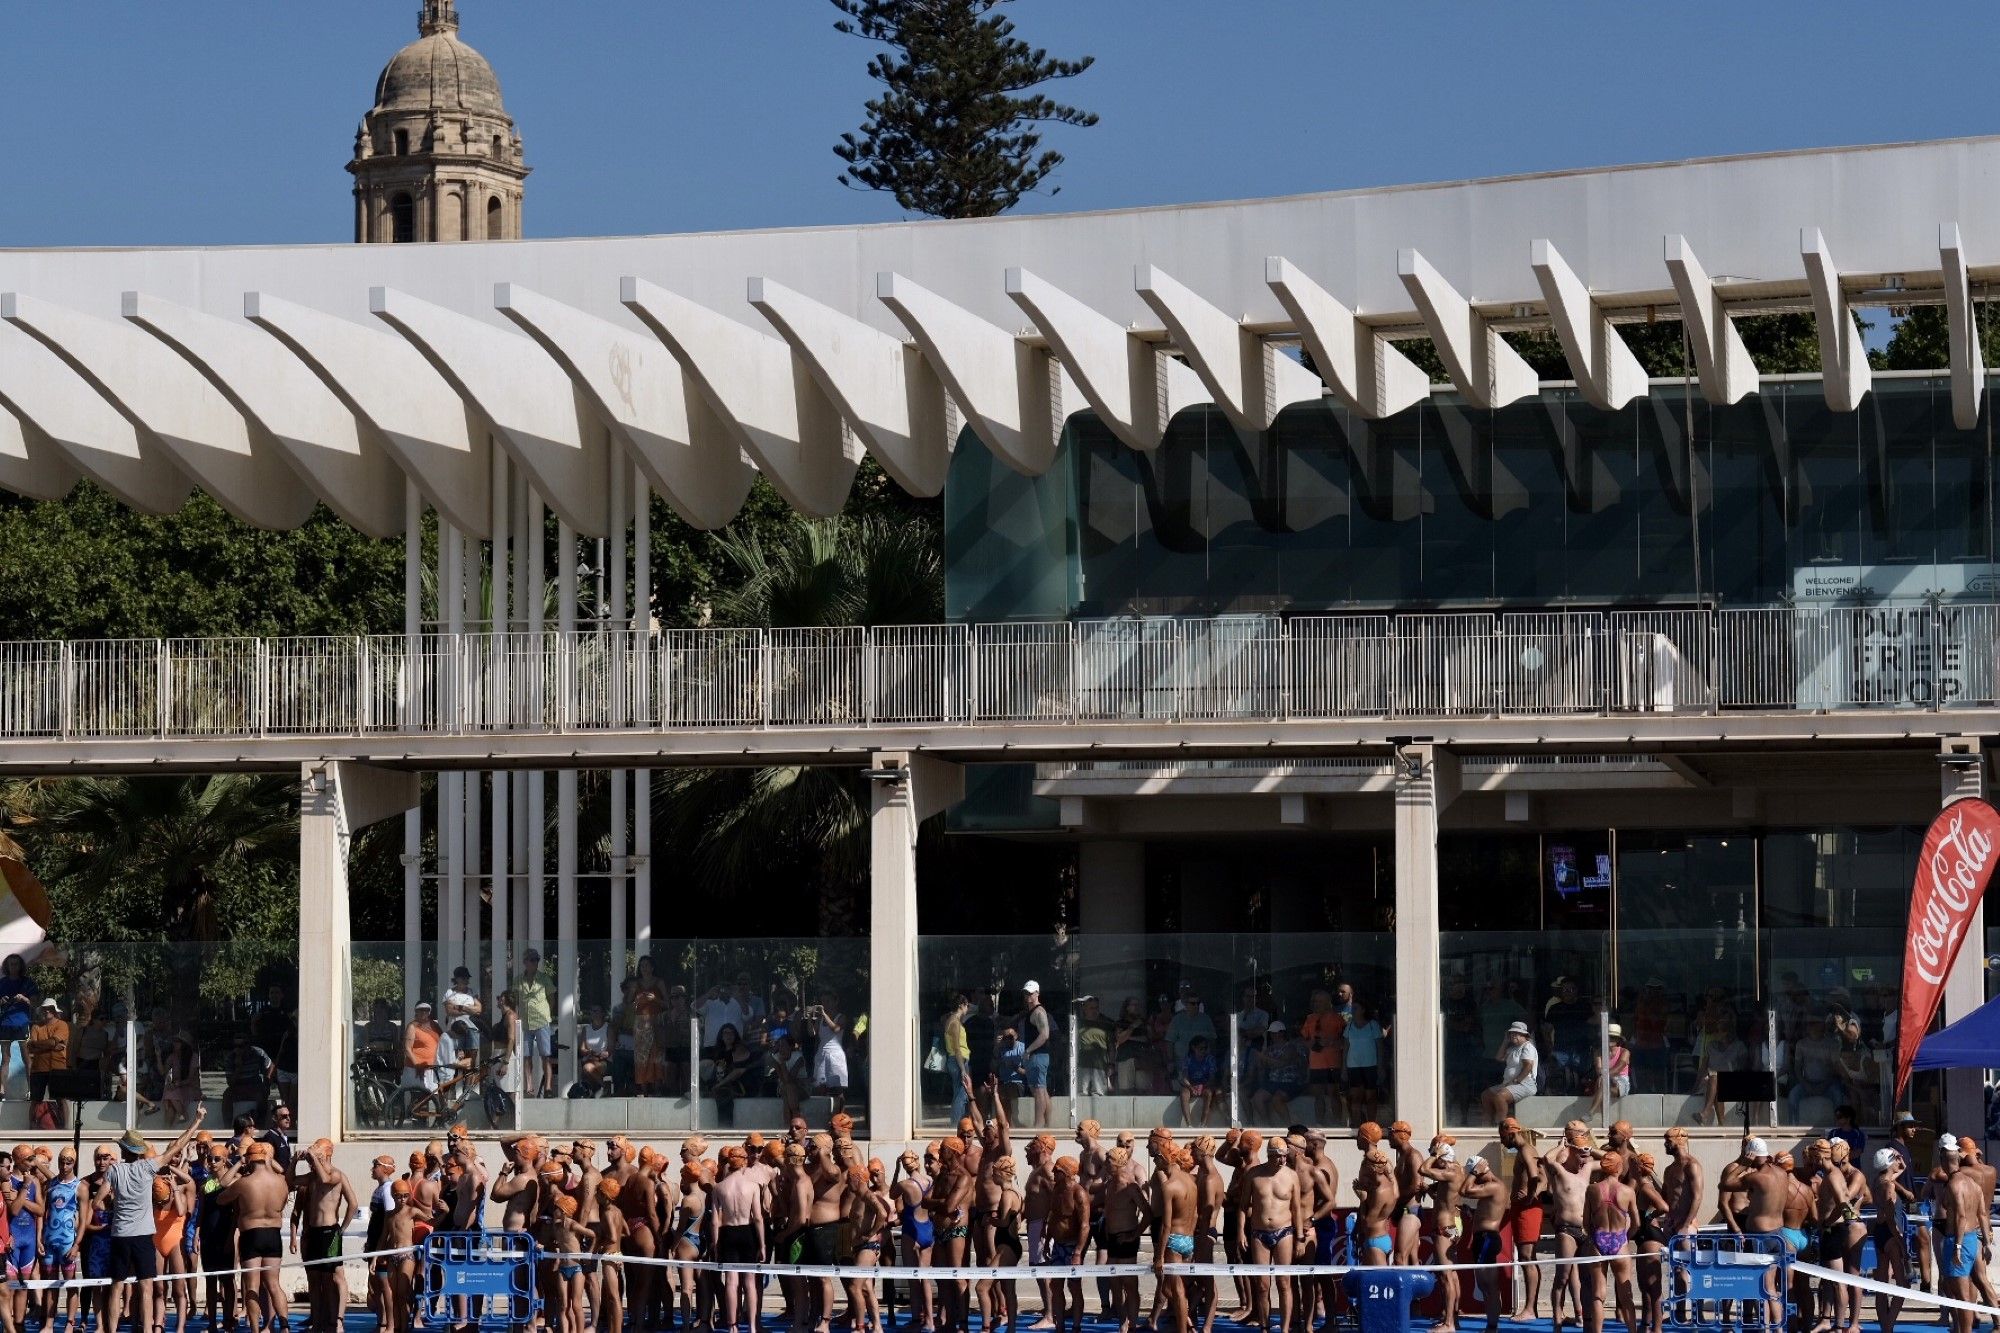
1584, 1152, 1638, 1333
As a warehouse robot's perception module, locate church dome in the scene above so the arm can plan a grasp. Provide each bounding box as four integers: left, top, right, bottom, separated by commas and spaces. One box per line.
371, 1, 511, 121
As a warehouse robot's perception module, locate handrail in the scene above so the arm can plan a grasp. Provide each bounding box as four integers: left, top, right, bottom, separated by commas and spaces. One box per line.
0, 605, 1991, 740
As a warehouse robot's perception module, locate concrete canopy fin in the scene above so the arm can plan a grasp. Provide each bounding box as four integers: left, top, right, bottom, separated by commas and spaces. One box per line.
621, 277, 858, 518
1396, 249, 1539, 410
124, 292, 404, 539
247, 292, 490, 537
1800, 229, 1871, 413
1265, 257, 1429, 420
0, 402, 78, 502
1, 293, 313, 529
749, 276, 950, 497
496, 284, 754, 531
1941, 224, 1984, 430
372, 286, 607, 536
1134, 264, 1322, 434
1663, 236, 1759, 406
0, 322, 186, 512
876, 271, 1069, 477
1530, 239, 1648, 411
1004, 266, 1206, 451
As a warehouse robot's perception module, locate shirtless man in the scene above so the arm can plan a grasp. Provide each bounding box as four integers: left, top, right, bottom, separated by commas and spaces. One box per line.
1422, 1135, 1469, 1332
1387, 1122, 1427, 1265
1581, 1152, 1637, 1333
1940, 1149, 1987, 1333
708, 1146, 765, 1333
1299, 1131, 1342, 1332
1244, 1136, 1304, 1332
1099, 1147, 1146, 1333
1542, 1122, 1598, 1332
1954, 1138, 2000, 1310
289, 1138, 357, 1333
1354, 1143, 1398, 1270
218, 1140, 291, 1333
1149, 1131, 1198, 1333
1045, 1157, 1091, 1333
802, 1134, 849, 1333
490, 1137, 546, 1233
1462, 1159, 1509, 1333
1501, 1119, 1546, 1322
1188, 1136, 1226, 1333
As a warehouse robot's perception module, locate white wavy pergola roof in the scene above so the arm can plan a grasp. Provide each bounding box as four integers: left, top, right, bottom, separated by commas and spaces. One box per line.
3, 135, 1998, 540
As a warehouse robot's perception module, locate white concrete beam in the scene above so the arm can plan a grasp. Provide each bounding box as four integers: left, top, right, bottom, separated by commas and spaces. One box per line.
0, 403, 78, 502
877, 272, 1070, 476
1, 293, 315, 529
1396, 249, 1539, 409
1265, 257, 1430, 420
1663, 236, 1760, 406
1800, 230, 1871, 413
1134, 264, 1322, 434
372, 287, 608, 536
621, 277, 858, 518
1005, 266, 1207, 451
1941, 224, 1984, 430
0, 323, 186, 512
124, 293, 404, 539
749, 276, 950, 497
1530, 239, 1648, 411
497, 284, 754, 531
247, 292, 491, 537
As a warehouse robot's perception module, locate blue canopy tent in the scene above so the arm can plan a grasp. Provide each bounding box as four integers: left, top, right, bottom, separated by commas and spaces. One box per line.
1914, 994, 2000, 1071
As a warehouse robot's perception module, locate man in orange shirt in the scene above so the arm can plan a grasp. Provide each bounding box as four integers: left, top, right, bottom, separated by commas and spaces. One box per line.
1299, 989, 1346, 1125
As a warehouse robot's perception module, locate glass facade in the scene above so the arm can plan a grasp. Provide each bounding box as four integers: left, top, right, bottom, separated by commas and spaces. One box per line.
1439, 826, 1925, 1131
944, 374, 1998, 619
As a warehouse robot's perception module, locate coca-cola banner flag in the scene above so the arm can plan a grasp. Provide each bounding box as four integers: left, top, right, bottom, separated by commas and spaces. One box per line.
1897, 797, 2000, 1097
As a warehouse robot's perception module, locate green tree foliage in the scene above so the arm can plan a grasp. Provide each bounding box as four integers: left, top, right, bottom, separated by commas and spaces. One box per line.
653, 514, 944, 932
831, 0, 1097, 218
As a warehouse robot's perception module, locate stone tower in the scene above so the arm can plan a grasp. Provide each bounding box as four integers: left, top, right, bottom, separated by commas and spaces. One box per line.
349, 0, 529, 243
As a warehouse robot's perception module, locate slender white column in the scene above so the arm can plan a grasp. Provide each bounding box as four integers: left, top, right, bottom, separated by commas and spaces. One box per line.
402, 481, 422, 1018
608, 455, 628, 996
299, 761, 418, 1144
439, 523, 463, 1007
1391, 744, 1458, 1127
490, 450, 511, 994
526, 487, 546, 956
633, 466, 652, 954
556, 515, 579, 1090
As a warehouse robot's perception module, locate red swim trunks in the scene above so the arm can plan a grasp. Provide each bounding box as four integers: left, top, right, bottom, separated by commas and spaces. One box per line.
1507, 1202, 1544, 1247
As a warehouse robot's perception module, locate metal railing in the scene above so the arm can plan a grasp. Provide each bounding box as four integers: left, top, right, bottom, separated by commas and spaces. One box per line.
0, 604, 1996, 741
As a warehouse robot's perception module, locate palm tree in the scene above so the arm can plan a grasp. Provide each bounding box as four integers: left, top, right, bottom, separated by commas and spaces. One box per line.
653, 514, 941, 933
7, 773, 299, 944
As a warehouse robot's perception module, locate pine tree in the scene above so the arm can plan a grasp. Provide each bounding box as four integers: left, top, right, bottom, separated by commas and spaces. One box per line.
831, 0, 1097, 219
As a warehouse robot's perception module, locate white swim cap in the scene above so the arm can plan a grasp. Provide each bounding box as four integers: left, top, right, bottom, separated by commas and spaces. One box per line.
1873, 1149, 1898, 1173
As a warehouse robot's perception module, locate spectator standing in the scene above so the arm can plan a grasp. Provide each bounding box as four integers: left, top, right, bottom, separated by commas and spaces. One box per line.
511, 951, 555, 1100
26, 998, 69, 1109
0, 955, 37, 1097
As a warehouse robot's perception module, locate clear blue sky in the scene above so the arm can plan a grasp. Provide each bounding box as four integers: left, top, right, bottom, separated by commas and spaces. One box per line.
6, 0, 1999, 247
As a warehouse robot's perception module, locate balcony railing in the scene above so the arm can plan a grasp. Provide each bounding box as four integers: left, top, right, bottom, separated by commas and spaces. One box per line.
0, 604, 1993, 740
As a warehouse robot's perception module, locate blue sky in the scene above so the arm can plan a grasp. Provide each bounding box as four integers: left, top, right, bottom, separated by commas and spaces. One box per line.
5, 1, 2000, 247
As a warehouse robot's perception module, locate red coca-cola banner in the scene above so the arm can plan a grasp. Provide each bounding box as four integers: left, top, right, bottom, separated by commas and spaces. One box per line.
1897, 797, 2000, 1097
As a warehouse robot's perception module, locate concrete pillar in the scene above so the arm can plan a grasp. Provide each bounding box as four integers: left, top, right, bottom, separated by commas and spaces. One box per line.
1392, 744, 1458, 1129
868, 752, 963, 1144
1078, 841, 1147, 1012
299, 761, 419, 1145
1939, 737, 1988, 1149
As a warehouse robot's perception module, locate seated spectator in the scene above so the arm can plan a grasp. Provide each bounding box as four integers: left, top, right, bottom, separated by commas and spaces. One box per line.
1179, 1036, 1217, 1127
